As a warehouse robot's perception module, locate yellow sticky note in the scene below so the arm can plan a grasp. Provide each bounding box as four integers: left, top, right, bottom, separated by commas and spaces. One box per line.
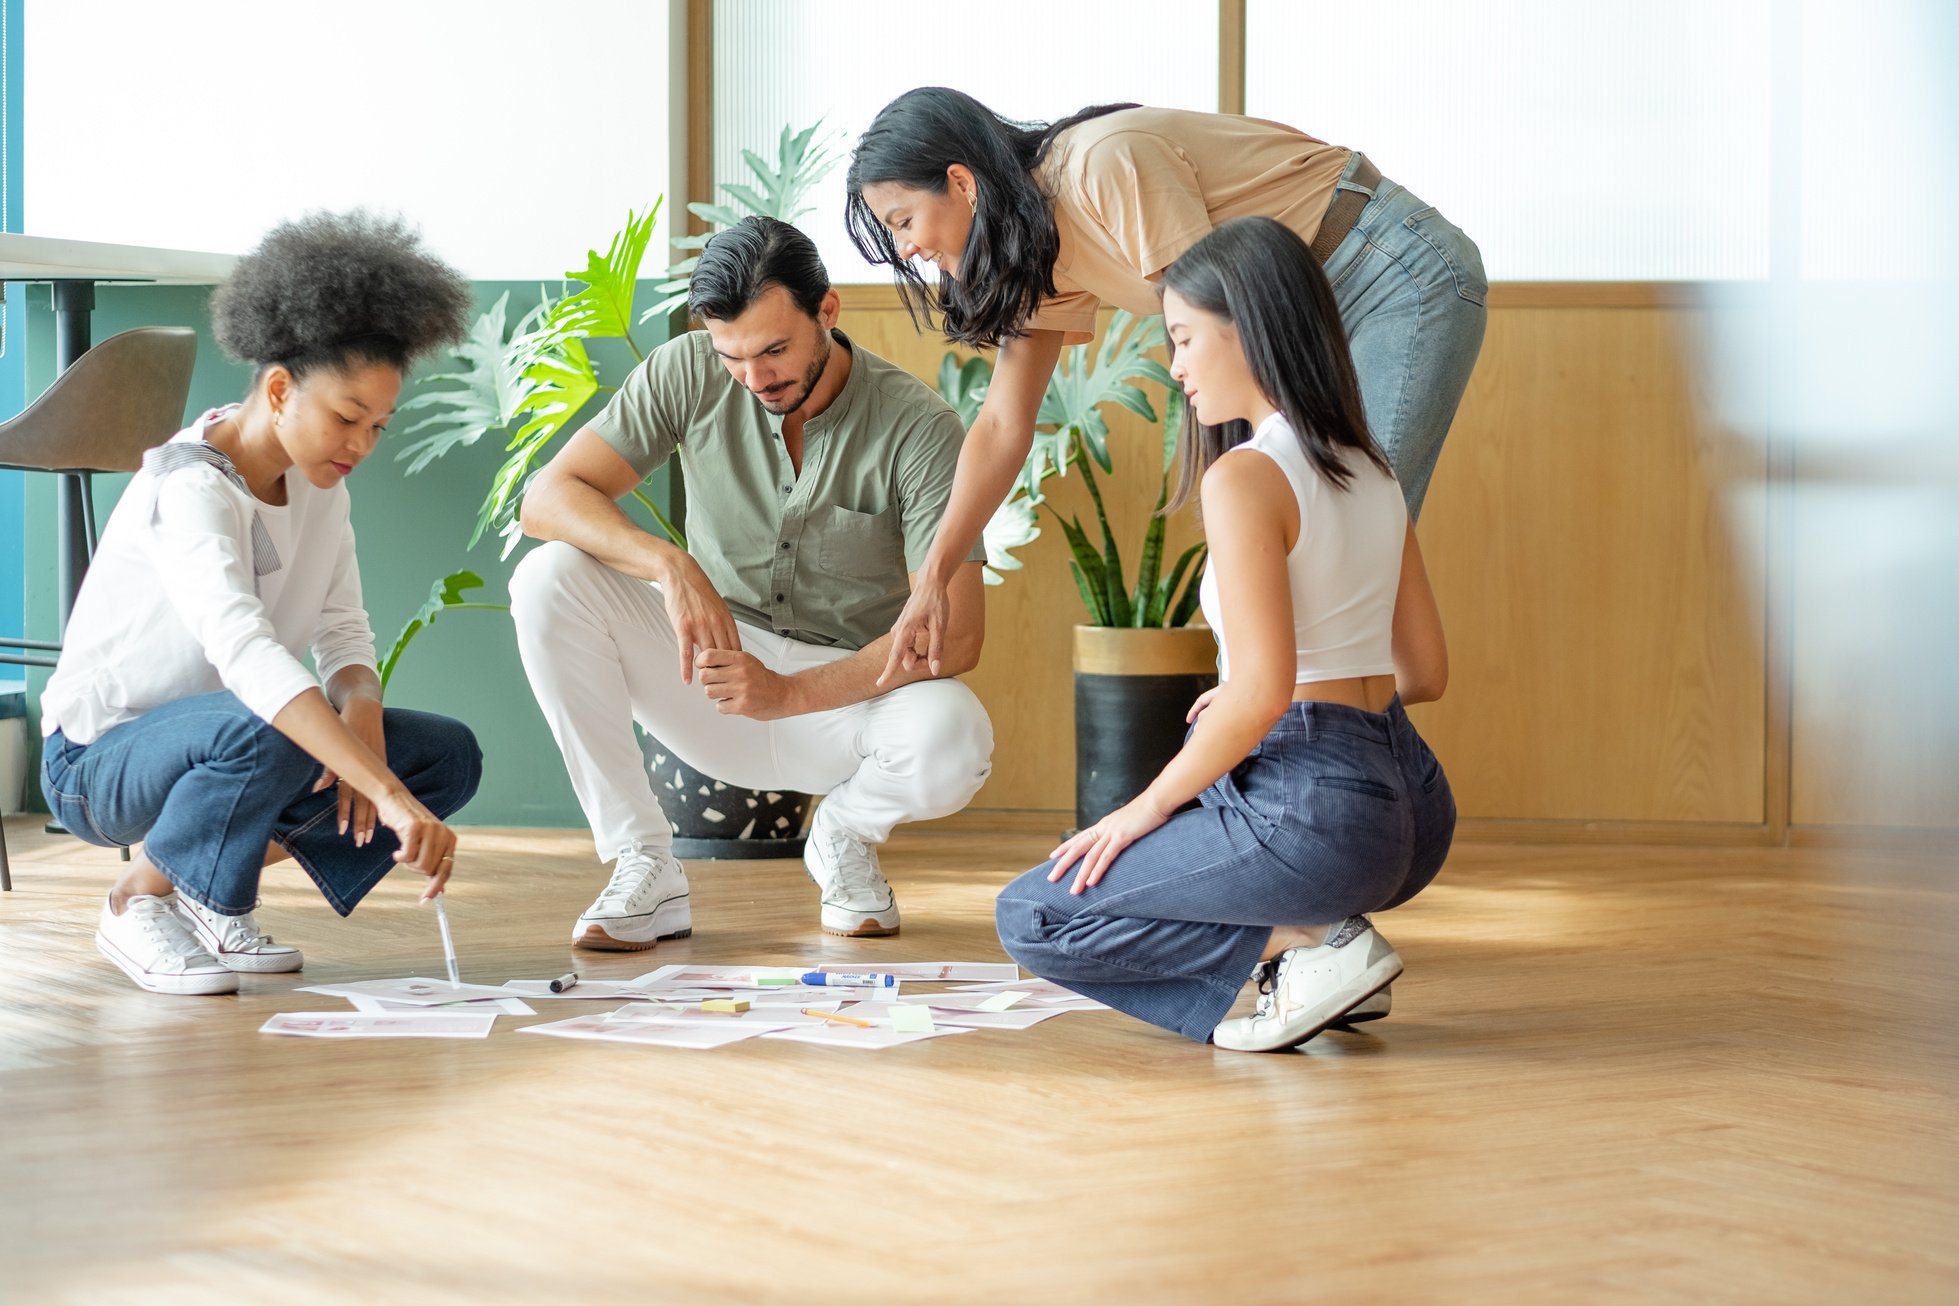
890, 1005, 937, 1034
979, 991, 1029, 1012
701, 998, 750, 1014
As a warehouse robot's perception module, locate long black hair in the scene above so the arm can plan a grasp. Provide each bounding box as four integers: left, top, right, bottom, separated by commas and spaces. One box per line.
845, 87, 1135, 348
1161, 216, 1391, 511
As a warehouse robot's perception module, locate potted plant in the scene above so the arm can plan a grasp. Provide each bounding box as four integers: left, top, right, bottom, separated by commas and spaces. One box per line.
940, 312, 1213, 829
381, 125, 839, 857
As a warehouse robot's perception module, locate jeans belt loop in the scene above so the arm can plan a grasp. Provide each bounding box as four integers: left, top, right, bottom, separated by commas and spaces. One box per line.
1309, 152, 1382, 264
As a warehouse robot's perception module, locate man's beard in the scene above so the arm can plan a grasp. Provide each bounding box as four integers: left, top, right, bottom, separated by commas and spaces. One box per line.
756, 332, 832, 415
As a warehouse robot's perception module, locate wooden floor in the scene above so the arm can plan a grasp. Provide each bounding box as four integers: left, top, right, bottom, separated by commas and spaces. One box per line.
1, 818, 1954, 1305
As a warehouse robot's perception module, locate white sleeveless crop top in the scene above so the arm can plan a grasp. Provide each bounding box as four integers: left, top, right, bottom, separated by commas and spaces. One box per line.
1197, 412, 1407, 684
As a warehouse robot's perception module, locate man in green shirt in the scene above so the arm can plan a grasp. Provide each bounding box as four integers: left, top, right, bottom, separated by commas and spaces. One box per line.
511, 217, 992, 946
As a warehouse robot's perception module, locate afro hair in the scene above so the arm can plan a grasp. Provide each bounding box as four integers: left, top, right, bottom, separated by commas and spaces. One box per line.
210, 210, 471, 374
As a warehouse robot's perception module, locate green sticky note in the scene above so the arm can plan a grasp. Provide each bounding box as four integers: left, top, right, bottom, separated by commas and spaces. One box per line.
979, 991, 1029, 1011
890, 1005, 936, 1034
756, 977, 797, 987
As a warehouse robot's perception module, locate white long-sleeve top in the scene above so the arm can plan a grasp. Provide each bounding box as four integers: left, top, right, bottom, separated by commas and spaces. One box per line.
41, 406, 377, 745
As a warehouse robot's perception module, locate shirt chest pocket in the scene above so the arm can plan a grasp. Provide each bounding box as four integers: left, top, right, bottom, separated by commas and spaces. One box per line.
809, 503, 905, 579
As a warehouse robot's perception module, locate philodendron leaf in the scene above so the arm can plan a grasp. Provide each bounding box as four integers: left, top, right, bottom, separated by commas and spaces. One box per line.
980, 493, 1041, 586
649, 122, 840, 319
1161, 389, 1185, 474
556, 201, 661, 342
936, 351, 993, 426
508, 334, 599, 449
378, 570, 506, 691
395, 292, 533, 474
686, 202, 744, 228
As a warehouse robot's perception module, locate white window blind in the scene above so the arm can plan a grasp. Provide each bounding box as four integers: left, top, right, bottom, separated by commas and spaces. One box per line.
1246, 0, 1776, 280
25, 1, 677, 280
711, 0, 1220, 284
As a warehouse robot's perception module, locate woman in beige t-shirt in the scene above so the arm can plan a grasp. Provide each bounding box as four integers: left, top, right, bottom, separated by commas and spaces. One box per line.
846, 87, 1485, 679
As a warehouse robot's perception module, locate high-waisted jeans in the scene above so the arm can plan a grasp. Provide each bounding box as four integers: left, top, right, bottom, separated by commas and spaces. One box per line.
42, 692, 483, 916
996, 697, 1455, 1042
1324, 154, 1488, 519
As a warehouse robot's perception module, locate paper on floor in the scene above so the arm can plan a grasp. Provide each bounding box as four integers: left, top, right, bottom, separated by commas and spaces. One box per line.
519, 1011, 784, 1050
500, 979, 673, 1002
833, 1001, 1067, 1032
346, 993, 537, 1017
808, 962, 1018, 982
760, 1022, 973, 1049
947, 978, 1112, 1009
260, 1012, 496, 1039
296, 978, 522, 1006
632, 964, 806, 989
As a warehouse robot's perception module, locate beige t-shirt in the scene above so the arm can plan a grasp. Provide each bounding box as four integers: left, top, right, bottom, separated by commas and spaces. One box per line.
1028, 107, 1352, 342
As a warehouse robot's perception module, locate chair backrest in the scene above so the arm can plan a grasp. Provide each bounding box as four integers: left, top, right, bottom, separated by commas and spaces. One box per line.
0, 326, 197, 473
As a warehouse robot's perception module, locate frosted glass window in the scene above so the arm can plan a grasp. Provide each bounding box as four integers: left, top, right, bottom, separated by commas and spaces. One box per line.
25, 2, 676, 281
1795, 1, 1959, 282
713, 0, 1219, 283
1247, 0, 1775, 281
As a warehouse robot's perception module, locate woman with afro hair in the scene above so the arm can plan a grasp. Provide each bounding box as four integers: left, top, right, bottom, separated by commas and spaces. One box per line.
39, 211, 485, 995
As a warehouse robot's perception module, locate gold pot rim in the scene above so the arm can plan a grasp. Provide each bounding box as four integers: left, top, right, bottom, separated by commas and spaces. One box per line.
1073, 624, 1218, 677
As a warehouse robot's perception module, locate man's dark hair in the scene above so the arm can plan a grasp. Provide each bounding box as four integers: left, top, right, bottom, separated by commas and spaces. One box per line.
689, 216, 831, 322
211, 209, 470, 378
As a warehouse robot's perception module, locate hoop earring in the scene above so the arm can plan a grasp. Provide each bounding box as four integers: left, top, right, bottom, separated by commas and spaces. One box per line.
968, 188, 978, 213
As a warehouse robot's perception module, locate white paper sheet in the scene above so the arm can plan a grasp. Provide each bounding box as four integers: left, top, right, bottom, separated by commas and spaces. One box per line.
926, 1007, 1071, 1030
631, 964, 806, 989
296, 978, 522, 1006
500, 979, 674, 1002
947, 978, 1112, 1009
518, 1012, 782, 1049
831, 1001, 1064, 1031
760, 1023, 973, 1049
891, 992, 1029, 1013
809, 962, 1018, 982
345, 994, 537, 1017
602, 1002, 841, 1027
260, 1011, 496, 1039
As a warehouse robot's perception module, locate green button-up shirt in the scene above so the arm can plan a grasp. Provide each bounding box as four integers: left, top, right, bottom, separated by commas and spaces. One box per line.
590, 329, 980, 650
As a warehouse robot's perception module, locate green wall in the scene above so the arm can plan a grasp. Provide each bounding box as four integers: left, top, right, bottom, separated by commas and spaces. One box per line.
18, 281, 675, 830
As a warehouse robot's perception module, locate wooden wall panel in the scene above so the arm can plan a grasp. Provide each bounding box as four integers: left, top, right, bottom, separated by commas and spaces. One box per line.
1411, 302, 1771, 823
839, 286, 1774, 827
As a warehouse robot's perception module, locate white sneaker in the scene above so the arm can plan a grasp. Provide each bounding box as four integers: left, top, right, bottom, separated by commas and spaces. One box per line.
1245, 964, 1392, 1028
802, 810, 900, 937
573, 841, 693, 951
1339, 984, 1392, 1025
95, 893, 240, 996
1213, 916, 1402, 1053
173, 895, 303, 973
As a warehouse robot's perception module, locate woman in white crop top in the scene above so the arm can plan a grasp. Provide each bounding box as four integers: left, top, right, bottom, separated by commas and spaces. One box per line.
997, 217, 1457, 1052
39, 213, 484, 997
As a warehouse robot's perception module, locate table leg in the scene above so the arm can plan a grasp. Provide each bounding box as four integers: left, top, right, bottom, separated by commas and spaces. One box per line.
47, 282, 96, 838
52, 280, 95, 631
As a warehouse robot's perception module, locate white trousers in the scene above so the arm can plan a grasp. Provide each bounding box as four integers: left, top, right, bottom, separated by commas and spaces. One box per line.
509, 542, 994, 861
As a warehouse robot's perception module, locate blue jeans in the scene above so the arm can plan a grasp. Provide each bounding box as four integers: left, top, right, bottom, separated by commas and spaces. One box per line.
1323, 154, 1488, 519
996, 698, 1454, 1043
42, 692, 483, 917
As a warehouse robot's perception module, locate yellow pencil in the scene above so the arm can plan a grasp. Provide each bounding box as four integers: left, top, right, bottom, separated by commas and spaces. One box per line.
800, 1007, 875, 1029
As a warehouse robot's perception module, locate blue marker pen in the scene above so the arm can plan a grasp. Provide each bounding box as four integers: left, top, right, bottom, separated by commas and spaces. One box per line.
800, 971, 898, 988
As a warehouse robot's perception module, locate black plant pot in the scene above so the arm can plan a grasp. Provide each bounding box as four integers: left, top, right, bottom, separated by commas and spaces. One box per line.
639, 733, 811, 859
1072, 626, 1219, 830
